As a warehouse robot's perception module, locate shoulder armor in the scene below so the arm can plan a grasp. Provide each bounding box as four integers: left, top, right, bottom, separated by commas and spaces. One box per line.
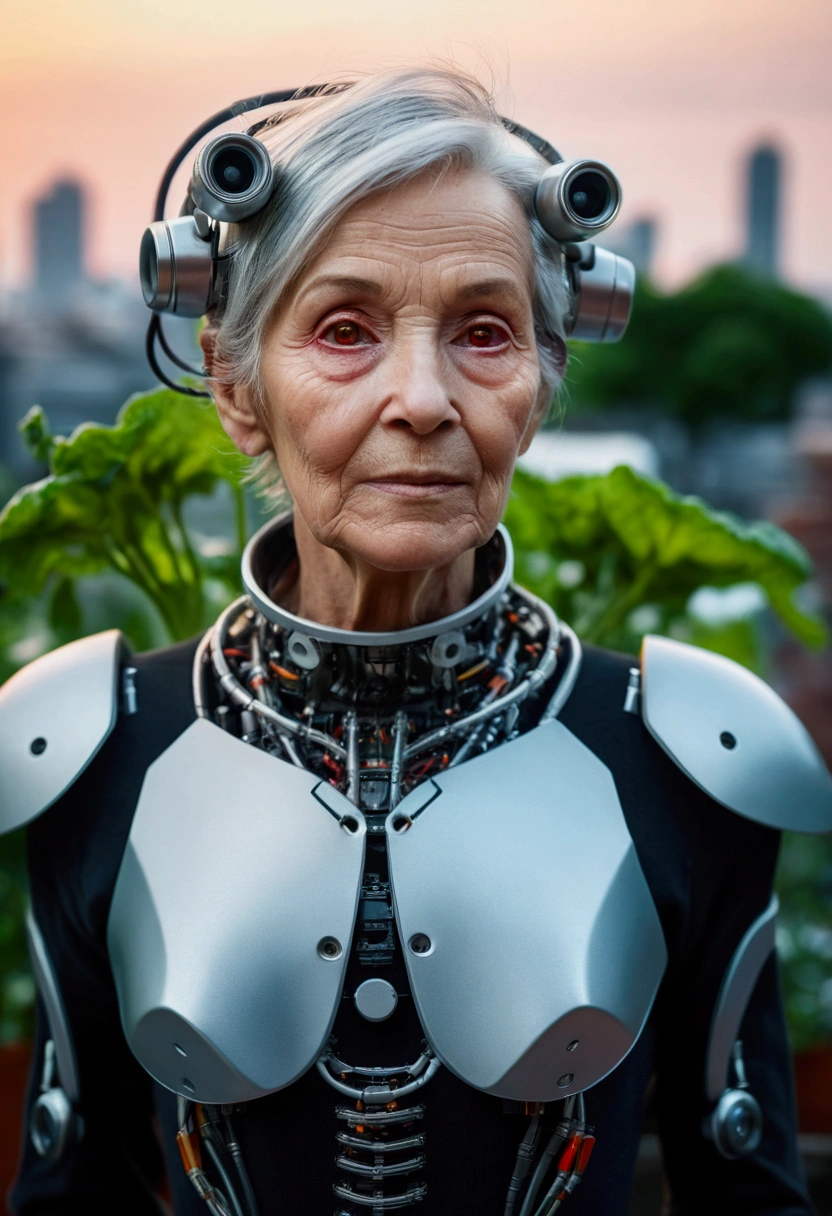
0, 630, 127, 834
640, 634, 832, 834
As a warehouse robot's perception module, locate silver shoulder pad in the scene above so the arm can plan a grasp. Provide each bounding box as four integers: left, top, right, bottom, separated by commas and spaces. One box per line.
0, 630, 125, 834
641, 635, 832, 834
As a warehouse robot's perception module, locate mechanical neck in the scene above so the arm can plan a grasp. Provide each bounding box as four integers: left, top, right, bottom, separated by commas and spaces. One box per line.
204, 512, 563, 815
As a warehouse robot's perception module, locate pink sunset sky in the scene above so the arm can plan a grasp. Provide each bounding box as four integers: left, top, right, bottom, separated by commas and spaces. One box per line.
1, 0, 830, 293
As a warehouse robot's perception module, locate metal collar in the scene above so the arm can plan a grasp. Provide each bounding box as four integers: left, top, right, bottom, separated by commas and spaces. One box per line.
241, 511, 514, 646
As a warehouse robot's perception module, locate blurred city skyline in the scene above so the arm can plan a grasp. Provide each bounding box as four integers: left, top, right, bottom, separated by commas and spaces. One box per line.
0, 0, 830, 294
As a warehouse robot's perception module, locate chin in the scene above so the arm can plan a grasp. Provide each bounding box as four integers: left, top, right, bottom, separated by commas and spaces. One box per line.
340, 516, 488, 573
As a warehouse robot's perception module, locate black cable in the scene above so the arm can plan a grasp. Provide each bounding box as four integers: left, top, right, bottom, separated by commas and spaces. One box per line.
517, 1097, 576, 1216
501, 120, 561, 166
202, 1134, 246, 1216
156, 314, 205, 375
223, 1113, 261, 1216
504, 1114, 542, 1216
153, 85, 349, 222
153, 86, 561, 223
146, 85, 563, 400
145, 315, 211, 398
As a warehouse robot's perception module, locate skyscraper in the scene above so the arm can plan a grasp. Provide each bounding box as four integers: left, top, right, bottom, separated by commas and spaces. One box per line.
744, 145, 781, 279
606, 217, 657, 278
32, 179, 86, 305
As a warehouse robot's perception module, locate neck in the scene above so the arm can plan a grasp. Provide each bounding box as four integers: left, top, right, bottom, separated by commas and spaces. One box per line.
276, 512, 477, 633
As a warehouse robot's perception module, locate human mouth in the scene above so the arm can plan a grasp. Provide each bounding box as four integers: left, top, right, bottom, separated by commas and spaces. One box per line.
362, 476, 466, 499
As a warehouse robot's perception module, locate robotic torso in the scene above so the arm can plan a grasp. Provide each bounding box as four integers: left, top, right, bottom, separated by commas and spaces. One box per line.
2, 515, 831, 1211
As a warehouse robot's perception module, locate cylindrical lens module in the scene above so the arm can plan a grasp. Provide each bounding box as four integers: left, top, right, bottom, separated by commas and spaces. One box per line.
568, 248, 635, 343
140, 223, 174, 311
139, 218, 214, 316
535, 160, 622, 242
191, 133, 274, 222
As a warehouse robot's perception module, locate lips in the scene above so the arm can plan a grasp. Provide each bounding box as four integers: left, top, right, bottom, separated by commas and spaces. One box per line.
362, 475, 466, 498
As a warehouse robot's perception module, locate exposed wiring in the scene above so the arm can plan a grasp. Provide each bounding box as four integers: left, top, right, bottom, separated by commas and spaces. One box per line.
146, 315, 211, 399
504, 1114, 542, 1216
539, 622, 583, 723
201, 1136, 247, 1216
156, 313, 206, 376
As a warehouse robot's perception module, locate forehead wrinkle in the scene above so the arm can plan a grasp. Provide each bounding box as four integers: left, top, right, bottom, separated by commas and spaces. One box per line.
341, 212, 527, 256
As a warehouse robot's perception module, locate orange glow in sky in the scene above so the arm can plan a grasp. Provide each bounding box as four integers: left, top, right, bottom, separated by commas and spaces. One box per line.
1, 0, 830, 292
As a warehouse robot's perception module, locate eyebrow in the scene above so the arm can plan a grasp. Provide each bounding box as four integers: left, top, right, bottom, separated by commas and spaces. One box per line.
456, 278, 528, 308
299, 274, 384, 299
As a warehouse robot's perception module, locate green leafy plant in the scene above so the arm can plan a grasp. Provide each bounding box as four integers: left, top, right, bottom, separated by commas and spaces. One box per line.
0, 389, 249, 645
504, 463, 826, 658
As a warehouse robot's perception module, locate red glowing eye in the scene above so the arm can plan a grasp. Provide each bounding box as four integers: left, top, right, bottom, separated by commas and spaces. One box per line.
333, 323, 359, 346
469, 326, 493, 347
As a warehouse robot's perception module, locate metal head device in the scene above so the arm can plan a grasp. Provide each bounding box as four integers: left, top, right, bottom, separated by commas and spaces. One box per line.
139, 86, 635, 397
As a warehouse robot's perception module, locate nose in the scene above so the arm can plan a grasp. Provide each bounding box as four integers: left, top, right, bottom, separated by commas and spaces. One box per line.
378, 336, 461, 436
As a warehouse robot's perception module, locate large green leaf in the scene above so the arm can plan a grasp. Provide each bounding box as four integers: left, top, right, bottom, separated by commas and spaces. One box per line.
0, 390, 248, 641
504, 464, 825, 651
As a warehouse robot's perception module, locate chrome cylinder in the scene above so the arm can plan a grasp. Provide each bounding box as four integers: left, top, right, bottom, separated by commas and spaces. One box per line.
569, 248, 635, 343
139, 217, 215, 317
191, 133, 274, 223
535, 159, 622, 242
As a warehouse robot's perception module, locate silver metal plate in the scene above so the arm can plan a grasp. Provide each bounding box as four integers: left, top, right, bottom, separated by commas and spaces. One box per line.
0, 630, 123, 834
705, 895, 778, 1102
354, 977, 399, 1023
387, 720, 667, 1100
26, 909, 80, 1104
108, 718, 366, 1103
642, 635, 832, 834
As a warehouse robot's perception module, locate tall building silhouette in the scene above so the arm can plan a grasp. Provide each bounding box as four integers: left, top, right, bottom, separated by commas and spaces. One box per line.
32, 179, 86, 305
604, 216, 657, 278
744, 145, 781, 279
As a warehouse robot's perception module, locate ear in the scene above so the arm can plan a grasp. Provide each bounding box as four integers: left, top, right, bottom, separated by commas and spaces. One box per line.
200, 327, 273, 457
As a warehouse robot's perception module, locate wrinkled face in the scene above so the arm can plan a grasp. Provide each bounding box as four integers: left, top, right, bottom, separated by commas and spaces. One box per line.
255, 168, 549, 571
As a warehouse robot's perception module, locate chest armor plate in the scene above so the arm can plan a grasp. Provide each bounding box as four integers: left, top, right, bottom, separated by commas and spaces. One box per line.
108, 718, 667, 1104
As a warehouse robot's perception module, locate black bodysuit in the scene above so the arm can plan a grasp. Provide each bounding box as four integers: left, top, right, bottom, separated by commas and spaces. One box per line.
10, 638, 812, 1216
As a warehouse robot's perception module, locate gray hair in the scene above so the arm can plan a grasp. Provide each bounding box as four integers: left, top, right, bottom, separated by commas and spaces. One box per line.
213, 65, 569, 416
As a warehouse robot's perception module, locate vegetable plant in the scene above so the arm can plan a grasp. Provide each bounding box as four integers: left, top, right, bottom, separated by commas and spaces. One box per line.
0, 389, 249, 645
504, 463, 825, 663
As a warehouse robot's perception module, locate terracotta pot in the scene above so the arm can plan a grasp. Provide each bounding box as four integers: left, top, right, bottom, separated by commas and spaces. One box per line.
794, 1046, 832, 1133
0, 1042, 32, 1213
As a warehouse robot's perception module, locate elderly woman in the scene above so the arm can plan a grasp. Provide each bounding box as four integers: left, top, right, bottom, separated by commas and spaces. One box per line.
3, 67, 831, 1216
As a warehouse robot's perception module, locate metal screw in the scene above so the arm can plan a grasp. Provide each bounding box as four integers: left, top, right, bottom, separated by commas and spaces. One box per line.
317, 937, 343, 960
567, 1040, 579, 1052
30, 737, 47, 756
720, 731, 737, 750
409, 934, 432, 955
557, 1073, 574, 1088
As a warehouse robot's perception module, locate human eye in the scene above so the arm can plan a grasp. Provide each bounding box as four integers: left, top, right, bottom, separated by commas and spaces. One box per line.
453, 319, 512, 350
318, 318, 377, 347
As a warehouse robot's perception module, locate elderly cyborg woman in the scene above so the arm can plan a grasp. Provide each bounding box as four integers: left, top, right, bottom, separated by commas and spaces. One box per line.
3, 67, 831, 1216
